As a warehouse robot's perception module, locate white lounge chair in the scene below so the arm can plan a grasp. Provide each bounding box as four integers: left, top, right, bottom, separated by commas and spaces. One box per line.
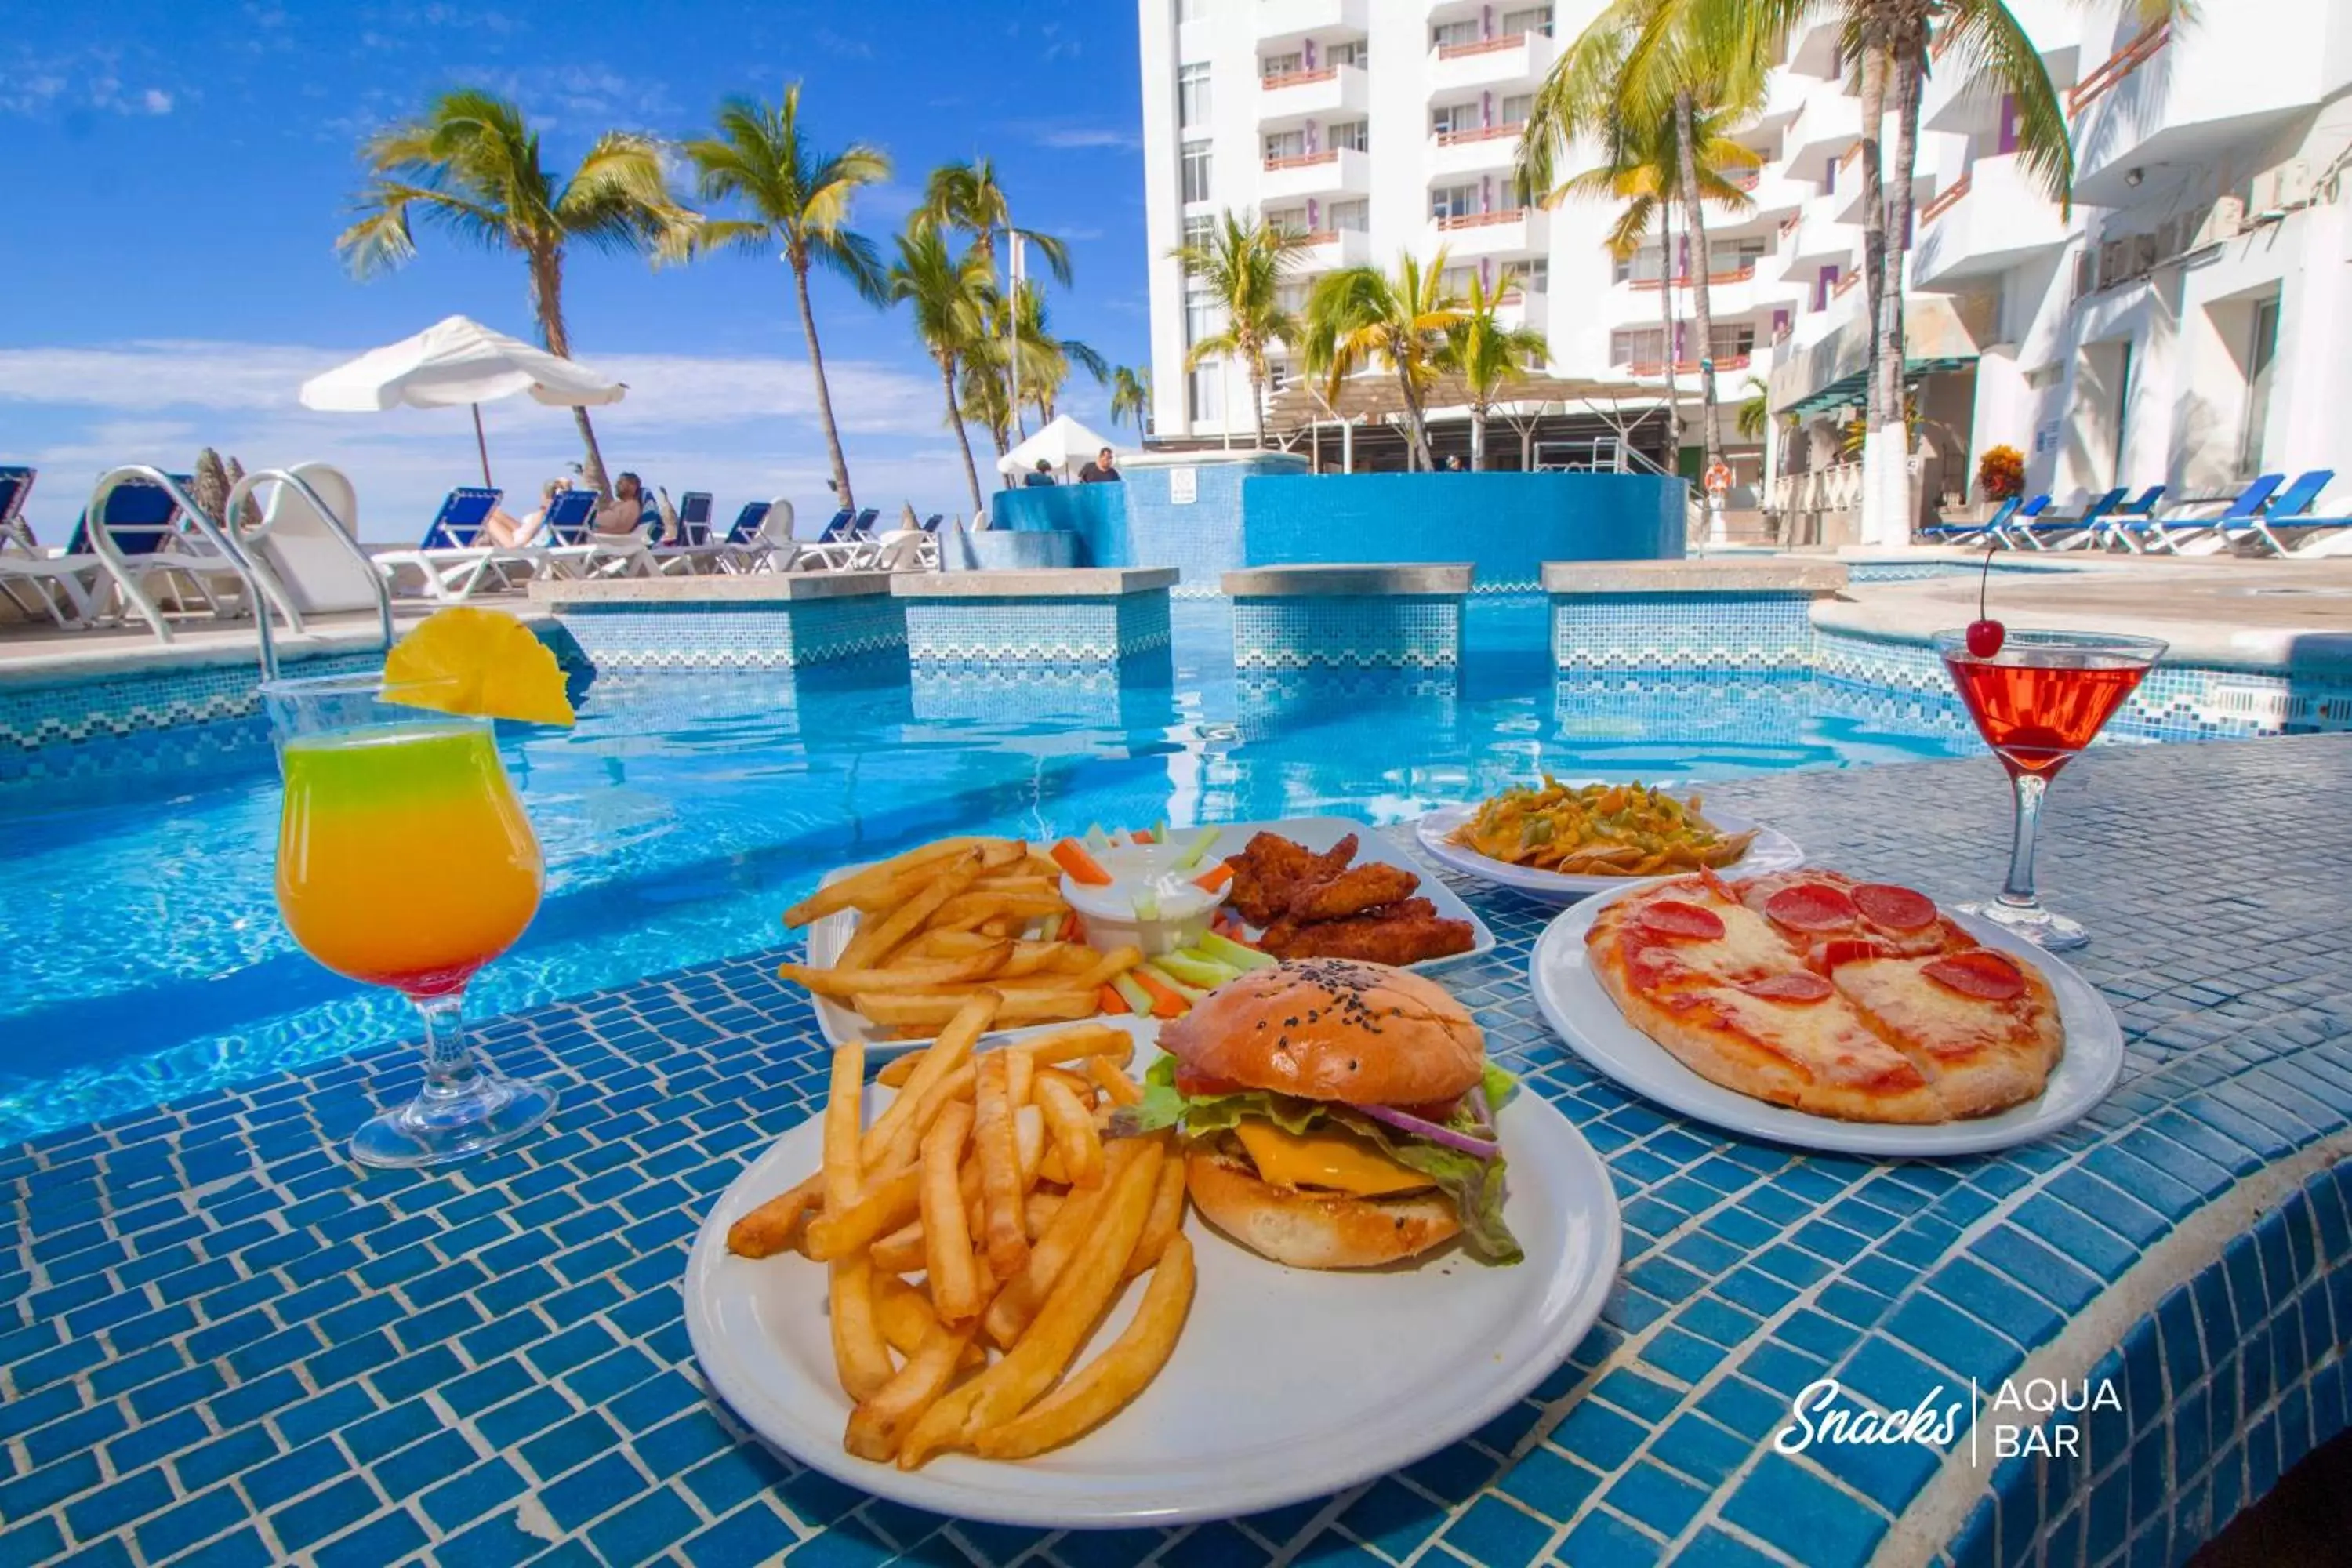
372, 488, 518, 601
0, 466, 114, 629
241, 463, 383, 619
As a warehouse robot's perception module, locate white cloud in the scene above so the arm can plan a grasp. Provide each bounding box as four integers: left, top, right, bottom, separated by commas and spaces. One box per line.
0, 45, 185, 119
1024, 124, 1141, 152
140, 88, 173, 114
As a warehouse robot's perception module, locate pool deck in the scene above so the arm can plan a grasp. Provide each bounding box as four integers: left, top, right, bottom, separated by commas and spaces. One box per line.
6, 734, 2352, 1567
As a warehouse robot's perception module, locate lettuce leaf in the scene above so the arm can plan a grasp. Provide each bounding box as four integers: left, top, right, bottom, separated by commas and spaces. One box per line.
1115, 1057, 1522, 1265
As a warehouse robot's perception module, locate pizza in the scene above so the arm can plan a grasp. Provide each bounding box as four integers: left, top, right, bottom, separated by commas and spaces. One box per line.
1584, 869, 2063, 1123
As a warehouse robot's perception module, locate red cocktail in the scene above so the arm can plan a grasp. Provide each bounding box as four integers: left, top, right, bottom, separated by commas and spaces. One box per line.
1935, 629, 2166, 949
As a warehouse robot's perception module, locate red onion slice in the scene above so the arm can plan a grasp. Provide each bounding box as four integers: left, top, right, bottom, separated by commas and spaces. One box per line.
1356, 1102, 1501, 1160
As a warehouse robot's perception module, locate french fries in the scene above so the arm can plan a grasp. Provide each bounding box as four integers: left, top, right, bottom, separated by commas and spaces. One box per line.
726, 1019, 1196, 1469
779, 835, 1152, 1041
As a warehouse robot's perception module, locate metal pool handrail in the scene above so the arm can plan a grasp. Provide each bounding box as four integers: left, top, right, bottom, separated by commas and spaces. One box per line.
220, 466, 396, 681
80, 465, 296, 649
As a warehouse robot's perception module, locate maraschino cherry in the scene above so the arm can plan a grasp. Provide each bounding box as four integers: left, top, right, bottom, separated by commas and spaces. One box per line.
1965, 543, 2005, 656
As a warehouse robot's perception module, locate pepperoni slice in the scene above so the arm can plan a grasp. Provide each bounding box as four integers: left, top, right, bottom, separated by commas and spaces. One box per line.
1763, 884, 1860, 933
1819, 938, 1885, 971
1853, 883, 1938, 932
1743, 972, 1833, 1004
1923, 950, 2027, 1001
1635, 899, 1726, 941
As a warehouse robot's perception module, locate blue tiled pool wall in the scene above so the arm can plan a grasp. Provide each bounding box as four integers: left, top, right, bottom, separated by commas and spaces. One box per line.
1845, 561, 2079, 584
1945, 1159, 2352, 1568
1242, 472, 1687, 589
4, 741, 2351, 1568
1555, 592, 1816, 673
991, 463, 1687, 592
1553, 671, 1817, 746
1232, 595, 1465, 670
1814, 629, 2352, 742
908, 650, 1178, 727
902, 593, 1173, 667
552, 597, 907, 673
0, 648, 381, 755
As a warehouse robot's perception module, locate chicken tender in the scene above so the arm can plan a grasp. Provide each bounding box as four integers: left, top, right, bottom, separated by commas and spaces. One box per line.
1224, 831, 1359, 925
1261, 898, 1475, 966
1286, 862, 1422, 923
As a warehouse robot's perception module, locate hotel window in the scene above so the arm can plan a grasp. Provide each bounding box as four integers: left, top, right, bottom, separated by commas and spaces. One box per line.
1183, 214, 1214, 252
1177, 63, 1210, 128
1708, 238, 1766, 276
1611, 328, 1664, 367
1501, 5, 1555, 38
1265, 204, 1310, 237
1327, 38, 1369, 68
1499, 93, 1534, 127
1276, 279, 1310, 314
1431, 183, 1479, 222
1265, 361, 1290, 394
1431, 18, 1481, 49
1519, 258, 1550, 293
1614, 245, 1669, 284
1261, 49, 1304, 79
1181, 141, 1212, 203
1327, 119, 1368, 152
1185, 295, 1222, 346
1708, 322, 1756, 360
1264, 129, 1308, 164
1330, 198, 1369, 233
1188, 365, 1225, 423
1431, 102, 1483, 138
1440, 265, 1479, 299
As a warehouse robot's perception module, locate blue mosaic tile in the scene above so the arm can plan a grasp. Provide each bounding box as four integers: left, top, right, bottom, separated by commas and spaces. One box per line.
553, 595, 906, 672
1554, 591, 1816, 673
1232, 594, 1465, 670
902, 593, 1171, 666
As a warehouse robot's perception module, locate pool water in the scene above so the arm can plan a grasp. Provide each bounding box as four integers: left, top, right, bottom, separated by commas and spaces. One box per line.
0, 597, 1980, 1142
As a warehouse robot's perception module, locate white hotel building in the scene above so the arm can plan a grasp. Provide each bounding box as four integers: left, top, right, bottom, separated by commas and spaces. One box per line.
1135, 0, 2352, 540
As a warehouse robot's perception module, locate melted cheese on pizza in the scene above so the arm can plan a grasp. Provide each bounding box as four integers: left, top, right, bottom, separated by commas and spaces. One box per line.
1628, 897, 1795, 986
1831, 958, 2015, 1059
1697, 988, 1930, 1091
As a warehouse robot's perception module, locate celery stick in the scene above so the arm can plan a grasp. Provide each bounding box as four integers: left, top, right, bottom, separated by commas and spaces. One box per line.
1132, 887, 1160, 921
1112, 972, 1155, 1014
1199, 931, 1277, 971
1157, 952, 1240, 989
1142, 961, 1208, 1002
1171, 826, 1222, 872
1085, 822, 1111, 851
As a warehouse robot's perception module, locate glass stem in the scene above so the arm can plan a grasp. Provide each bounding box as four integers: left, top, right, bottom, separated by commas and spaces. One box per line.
412, 991, 486, 1105
1999, 772, 2046, 909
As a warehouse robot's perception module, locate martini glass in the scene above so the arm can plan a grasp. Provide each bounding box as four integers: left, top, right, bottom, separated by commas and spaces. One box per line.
1933, 629, 2166, 950
266, 670, 559, 1167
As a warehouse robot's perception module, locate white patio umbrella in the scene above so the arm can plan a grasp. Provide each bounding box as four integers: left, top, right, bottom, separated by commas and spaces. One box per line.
996, 412, 1115, 480
298, 314, 626, 485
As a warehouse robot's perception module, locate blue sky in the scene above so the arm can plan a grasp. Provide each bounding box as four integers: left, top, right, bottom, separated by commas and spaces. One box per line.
0, 1, 1148, 541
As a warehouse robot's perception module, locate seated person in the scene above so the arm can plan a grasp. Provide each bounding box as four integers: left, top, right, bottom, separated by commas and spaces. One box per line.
592, 471, 657, 536
1022, 459, 1057, 488
482, 477, 568, 548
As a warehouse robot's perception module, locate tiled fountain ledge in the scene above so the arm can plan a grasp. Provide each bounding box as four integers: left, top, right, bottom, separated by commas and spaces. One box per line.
5, 734, 2352, 1568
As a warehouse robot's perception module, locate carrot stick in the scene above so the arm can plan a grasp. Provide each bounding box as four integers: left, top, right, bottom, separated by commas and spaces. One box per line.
1050, 838, 1113, 887
1130, 829, 1154, 844
1097, 982, 1131, 1016
1193, 862, 1234, 893
1058, 911, 1082, 942
1130, 967, 1189, 1020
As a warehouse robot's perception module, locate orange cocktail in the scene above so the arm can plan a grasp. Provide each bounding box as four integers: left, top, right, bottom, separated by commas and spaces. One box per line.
277, 724, 543, 996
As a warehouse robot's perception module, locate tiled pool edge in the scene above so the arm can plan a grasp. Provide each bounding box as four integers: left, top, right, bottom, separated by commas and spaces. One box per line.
5, 736, 2352, 1566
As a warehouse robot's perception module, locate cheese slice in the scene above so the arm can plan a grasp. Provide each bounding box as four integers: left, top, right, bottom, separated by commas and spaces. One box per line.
1233, 1120, 1437, 1197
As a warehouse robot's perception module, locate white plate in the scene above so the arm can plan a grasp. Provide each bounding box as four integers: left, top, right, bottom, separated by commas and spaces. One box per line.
683, 1020, 1623, 1529
805, 817, 1498, 1052
1528, 880, 2126, 1157
1416, 800, 1804, 903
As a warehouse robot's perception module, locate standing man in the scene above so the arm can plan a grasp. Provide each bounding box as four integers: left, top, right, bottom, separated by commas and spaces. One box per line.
1079, 447, 1120, 484
1703, 456, 1734, 546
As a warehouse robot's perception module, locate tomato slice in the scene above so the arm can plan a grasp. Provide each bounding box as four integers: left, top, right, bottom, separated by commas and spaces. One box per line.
1923, 950, 2027, 1001
1853, 883, 1938, 932
1742, 972, 1833, 1004
1174, 1066, 1247, 1098
1635, 900, 1727, 941
1763, 884, 1860, 933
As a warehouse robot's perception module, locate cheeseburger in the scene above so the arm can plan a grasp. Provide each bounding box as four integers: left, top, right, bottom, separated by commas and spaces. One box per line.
1123, 958, 1520, 1268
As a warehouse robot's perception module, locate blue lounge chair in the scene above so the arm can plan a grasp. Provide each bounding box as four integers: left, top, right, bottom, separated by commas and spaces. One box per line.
723, 500, 772, 547
651, 491, 726, 575
2223, 469, 2339, 556
1983, 493, 2053, 546
536, 488, 651, 579
2009, 487, 2123, 550
1923, 494, 2033, 546
2118, 474, 2281, 554
675, 491, 714, 546
2079, 485, 2165, 550
372, 487, 511, 601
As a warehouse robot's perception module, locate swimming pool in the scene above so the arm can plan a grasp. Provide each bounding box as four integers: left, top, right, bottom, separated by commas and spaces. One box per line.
0, 596, 1985, 1142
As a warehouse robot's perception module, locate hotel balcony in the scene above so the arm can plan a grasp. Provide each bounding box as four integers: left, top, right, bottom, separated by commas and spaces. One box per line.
1922, 0, 2082, 134
1741, 164, 1809, 222
1429, 29, 1558, 93
1830, 160, 1937, 227
1261, 146, 1370, 203
1496, 285, 1548, 341
1602, 260, 1786, 328
2070, 12, 2329, 205
1429, 122, 1526, 180
1258, 63, 1370, 122
1911, 153, 2073, 289
1786, 14, 1842, 77
1429, 205, 1544, 258
1780, 204, 1860, 274
1254, 0, 1369, 46
1294, 227, 1373, 271
1782, 90, 1861, 171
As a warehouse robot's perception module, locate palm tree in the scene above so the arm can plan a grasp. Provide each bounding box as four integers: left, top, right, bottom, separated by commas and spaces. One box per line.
1108, 366, 1152, 438
956, 281, 1106, 467
678, 88, 890, 514
1736, 374, 1772, 440
1170, 212, 1307, 449
1541, 114, 1687, 461
1304, 250, 1468, 471
1441, 270, 1552, 469
1695, 0, 2187, 541
887, 225, 993, 515
337, 88, 694, 495
913, 159, 1073, 285
1523, 0, 1763, 474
